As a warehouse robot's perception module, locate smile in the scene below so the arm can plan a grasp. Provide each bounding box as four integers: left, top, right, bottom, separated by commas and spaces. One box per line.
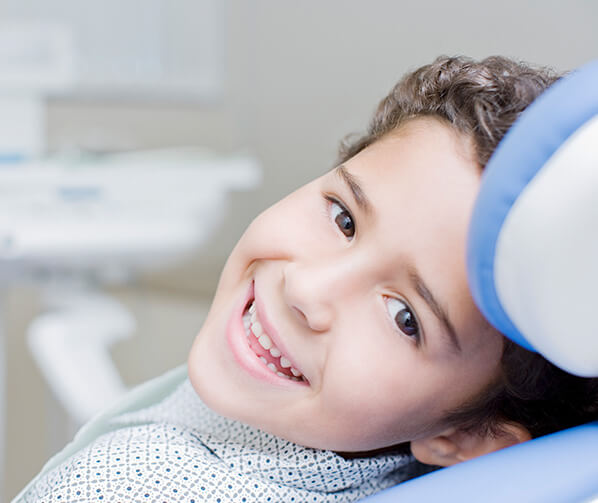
243, 300, 304, 381
226, 281, 308, 387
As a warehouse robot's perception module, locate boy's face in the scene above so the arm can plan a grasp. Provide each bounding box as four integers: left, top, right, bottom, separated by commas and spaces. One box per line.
188, 118, 503, 452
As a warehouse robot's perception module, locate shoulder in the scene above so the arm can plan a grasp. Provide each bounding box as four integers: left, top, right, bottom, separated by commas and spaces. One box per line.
19, 422, 233, 502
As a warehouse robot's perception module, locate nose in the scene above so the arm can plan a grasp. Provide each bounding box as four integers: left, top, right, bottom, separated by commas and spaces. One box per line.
282, 258, 355, 332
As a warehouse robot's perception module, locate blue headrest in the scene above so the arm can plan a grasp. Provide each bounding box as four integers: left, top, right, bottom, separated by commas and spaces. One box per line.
366, 421, 598, 503
467, 60, 598, 377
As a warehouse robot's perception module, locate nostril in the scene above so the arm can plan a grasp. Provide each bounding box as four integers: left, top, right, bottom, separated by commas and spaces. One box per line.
291, 306, 308, 325
291, 304, 332, 333
283, 262, 333, 332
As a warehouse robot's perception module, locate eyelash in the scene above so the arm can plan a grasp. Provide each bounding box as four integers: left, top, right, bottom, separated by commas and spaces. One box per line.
325, 196, 356, 240
385, 296, 422, 344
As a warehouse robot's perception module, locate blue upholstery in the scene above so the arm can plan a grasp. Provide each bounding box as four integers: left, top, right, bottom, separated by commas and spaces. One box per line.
367, 422, 598, 503
467, 59, 598, 356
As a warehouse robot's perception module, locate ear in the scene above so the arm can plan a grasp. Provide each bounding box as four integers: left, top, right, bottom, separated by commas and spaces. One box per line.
410, 422, 532, 467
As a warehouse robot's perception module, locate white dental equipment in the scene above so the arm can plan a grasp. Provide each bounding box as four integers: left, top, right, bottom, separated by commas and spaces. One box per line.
0, 148, 260, 440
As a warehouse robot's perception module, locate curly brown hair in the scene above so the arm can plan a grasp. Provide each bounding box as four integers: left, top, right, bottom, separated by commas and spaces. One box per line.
338, 55, 598, 439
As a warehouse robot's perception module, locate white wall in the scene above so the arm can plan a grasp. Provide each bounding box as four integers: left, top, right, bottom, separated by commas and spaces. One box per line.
5, 0, 598, 499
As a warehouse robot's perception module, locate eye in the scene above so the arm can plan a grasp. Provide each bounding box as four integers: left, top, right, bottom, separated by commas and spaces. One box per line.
327, 197, 355, 239
386, 297, 420, 341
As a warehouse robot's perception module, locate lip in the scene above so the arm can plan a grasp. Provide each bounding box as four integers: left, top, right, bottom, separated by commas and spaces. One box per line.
253, 283, 305, 378
226, 281, 308, 387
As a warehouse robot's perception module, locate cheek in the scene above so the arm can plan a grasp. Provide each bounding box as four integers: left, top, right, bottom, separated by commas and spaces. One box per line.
447, 304, 504, 392
322, 320, 501, 446
321, 326, 439, 440
320, 357, 449, 447
226, 189, 330, 268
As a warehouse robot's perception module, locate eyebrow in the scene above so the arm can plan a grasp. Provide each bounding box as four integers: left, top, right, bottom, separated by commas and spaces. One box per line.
408, 267, 462, 353
335, 165, 373, 214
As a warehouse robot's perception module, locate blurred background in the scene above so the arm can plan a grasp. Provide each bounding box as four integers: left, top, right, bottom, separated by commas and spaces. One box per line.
0, 0, 596, 500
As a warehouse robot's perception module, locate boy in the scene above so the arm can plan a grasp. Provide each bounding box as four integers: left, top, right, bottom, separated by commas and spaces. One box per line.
15, 56, 598, 502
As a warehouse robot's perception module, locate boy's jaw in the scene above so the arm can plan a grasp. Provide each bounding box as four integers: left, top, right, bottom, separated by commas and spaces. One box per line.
226, 279, 309, 388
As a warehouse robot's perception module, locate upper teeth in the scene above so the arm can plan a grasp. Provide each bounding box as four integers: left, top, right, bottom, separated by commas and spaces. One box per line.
252, 322, 263, 337
244, 301, 304, 382
258, 334, 272, 350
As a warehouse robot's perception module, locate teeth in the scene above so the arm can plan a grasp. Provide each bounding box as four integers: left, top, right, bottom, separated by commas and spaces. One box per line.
259, 355, 303, 382
258, 334, 272, 350
251, 321, 263, 337
245, 300, 305, 383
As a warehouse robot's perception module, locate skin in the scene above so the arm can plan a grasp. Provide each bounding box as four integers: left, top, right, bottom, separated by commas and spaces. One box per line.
188, 117, 504, 454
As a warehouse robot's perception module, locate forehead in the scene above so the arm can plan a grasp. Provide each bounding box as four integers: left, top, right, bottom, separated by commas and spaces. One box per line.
351, 118, 478, 180
341, 119, 480, 228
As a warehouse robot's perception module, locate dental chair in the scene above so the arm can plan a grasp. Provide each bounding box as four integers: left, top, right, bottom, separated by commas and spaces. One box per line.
365, 60, 598, 502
